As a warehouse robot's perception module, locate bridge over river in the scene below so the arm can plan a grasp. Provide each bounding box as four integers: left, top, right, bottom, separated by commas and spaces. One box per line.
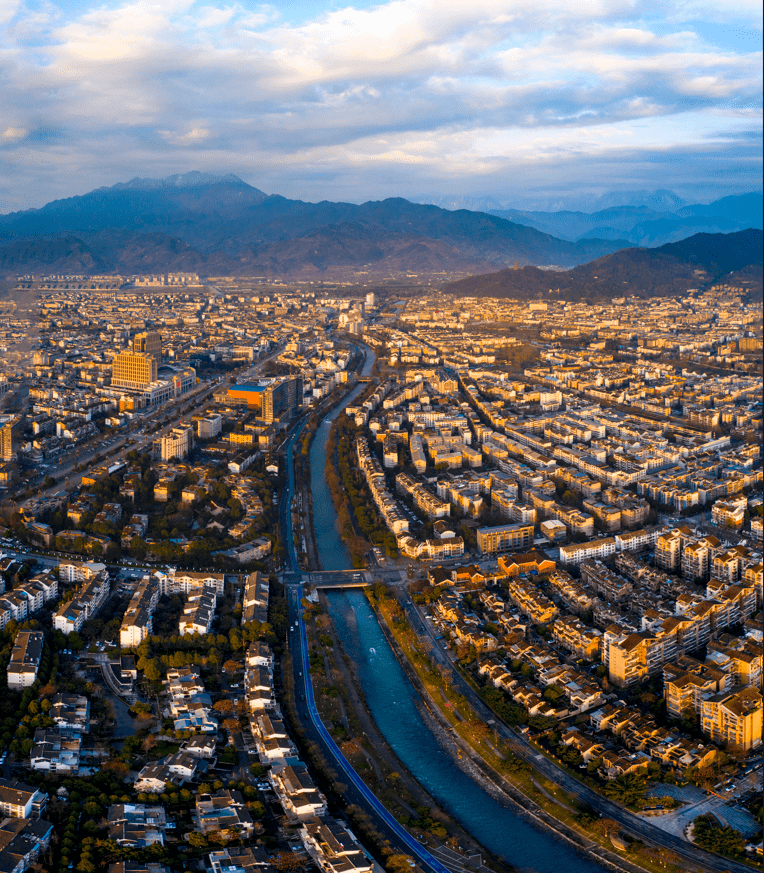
305, 569, 371, 587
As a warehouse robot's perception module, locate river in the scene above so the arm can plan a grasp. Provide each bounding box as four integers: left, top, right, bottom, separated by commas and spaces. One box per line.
308, 361, 604, 873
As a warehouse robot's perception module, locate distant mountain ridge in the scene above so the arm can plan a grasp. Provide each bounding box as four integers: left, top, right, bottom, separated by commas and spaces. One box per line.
0, 174, 761, 280
443, 229, 763, 301
485, 192, 762, 247
0, 174, 636, 278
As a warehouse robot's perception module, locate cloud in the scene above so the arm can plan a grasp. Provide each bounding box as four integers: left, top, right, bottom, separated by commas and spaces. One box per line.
160, 127, 213, 145
1, 126, 26, 141
0, 0, 760, 211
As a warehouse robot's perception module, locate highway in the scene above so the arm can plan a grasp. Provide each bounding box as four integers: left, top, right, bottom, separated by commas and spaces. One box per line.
400, 592, 755, 873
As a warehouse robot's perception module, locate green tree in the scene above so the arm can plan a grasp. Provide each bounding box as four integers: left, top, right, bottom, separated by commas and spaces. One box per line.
603, 772, 647, 809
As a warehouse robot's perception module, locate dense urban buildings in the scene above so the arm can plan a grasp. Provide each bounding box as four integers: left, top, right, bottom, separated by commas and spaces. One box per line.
0, 273, 760, 873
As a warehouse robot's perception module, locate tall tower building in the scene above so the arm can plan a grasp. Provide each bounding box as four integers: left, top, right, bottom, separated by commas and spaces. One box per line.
0, 415, 24, 461
112, 351, 158, 391
132, 331, 162, 365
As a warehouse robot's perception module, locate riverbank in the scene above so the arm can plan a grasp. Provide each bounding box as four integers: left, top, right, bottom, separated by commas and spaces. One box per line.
312, 591, 510, 873
366, 590, 684, 873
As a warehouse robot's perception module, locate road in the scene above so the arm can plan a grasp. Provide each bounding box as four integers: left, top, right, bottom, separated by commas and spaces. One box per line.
279, 351, 456, 873
399, 591, 756, 873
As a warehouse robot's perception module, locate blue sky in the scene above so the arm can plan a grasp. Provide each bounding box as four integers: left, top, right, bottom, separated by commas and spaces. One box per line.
0, 0, 761, 213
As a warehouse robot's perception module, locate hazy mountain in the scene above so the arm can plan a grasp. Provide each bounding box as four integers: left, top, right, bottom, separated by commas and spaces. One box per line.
443, 229, 763, 301
485, 192, 762, 247
0, 174, 634, 277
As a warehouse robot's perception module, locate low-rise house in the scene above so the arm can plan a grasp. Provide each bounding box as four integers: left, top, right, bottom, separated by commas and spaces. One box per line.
30, 729, 80, 773
50, 693, 90, 733
165, 751, 208, 782
134, 762, 171, 793
194, 790, 255, 839
0, 817, 54, 873
181, 735, 217, 759
270, 765, 327, 820
207, 846, 269, 873
107, 803, 169, 847
301, 816, 374, 873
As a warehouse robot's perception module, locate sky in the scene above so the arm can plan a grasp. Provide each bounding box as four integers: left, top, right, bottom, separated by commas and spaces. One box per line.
0, 0, 761, 213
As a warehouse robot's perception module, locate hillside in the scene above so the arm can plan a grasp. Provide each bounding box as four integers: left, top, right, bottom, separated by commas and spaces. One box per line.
443, 230, 764, 301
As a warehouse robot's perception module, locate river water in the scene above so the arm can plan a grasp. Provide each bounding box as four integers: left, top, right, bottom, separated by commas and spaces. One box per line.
308, 378, 604, 873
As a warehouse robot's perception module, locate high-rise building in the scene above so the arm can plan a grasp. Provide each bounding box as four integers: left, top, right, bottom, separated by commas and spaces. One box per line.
112, 351, 158, 391
132, 331, 162, 365
700, 686, 763, 751
222, 376, 303, 423
157, 423, 194, 461
0, 415, 24, 461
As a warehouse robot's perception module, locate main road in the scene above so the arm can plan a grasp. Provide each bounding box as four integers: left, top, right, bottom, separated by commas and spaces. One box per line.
279, 351, 455, 873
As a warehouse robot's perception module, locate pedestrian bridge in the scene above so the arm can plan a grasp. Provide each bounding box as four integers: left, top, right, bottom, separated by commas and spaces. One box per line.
305, 570, 371, 588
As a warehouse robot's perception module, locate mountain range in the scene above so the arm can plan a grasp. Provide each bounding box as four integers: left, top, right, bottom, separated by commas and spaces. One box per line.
443, 229, 763, 301
413, 189, 762, 246
0, 174, 761, 282
0, 173, 633, 279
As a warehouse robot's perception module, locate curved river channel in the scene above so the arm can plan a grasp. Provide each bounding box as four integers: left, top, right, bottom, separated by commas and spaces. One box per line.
308, 377, 604, 873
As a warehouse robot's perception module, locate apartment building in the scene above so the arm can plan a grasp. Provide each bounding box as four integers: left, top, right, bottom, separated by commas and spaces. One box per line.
57, 560, 107, 584
158, 569, 225, 597
654, 528, 689, 572
179, 586, 217, 636
700, 686, 763, 751
552, 616, 602, 660
196, 413, 223, 440
682, 538, 714, 582
604, 626, 678, 687
242, 571, 269, 624
53, 571, 110, 634
0, 778, 47, 819
707, 637, 763, 687
663, 656, 730, 719
120, 577, 159, 648
559, 537, 616, 565
476, 522, 534, 555
157, 423, 194, 461
7, 631, 44, 689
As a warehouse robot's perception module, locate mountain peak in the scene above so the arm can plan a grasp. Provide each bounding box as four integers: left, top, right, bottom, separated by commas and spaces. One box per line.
104, 171, 253, 192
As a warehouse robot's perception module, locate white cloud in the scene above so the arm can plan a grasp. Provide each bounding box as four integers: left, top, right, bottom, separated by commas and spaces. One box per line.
0, 0, 759, 210
1, 126, 26, 141
160, 126, 212, 145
